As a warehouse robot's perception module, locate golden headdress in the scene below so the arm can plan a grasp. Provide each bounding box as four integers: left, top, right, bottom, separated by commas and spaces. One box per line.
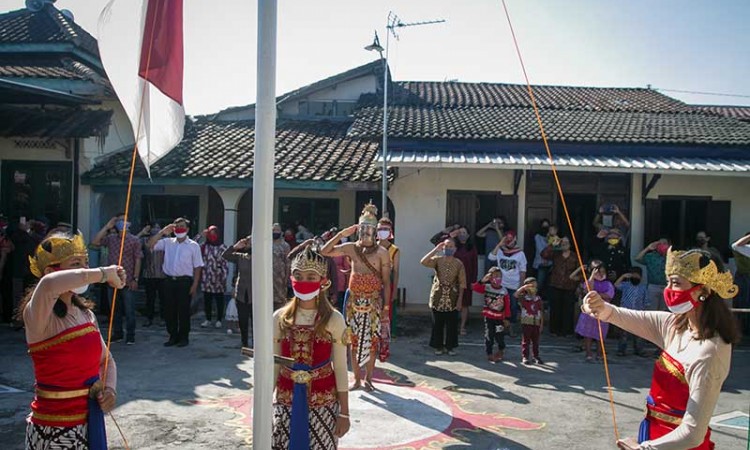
665, 248, 738, 299
29, 232, 88, 278
291, 246, 328, 277
358, 201, 379, 227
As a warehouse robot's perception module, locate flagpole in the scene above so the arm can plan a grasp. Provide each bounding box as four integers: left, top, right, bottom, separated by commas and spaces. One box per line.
252, 0, 277, 448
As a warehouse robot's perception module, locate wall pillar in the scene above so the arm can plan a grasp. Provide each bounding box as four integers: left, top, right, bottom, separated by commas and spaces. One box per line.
516, 171, 527, 248
630, 174, 645, 262
217, 187, 248, 293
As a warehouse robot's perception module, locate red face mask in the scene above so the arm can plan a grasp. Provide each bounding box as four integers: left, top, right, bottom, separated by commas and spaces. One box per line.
290, 278, 322, 301
207, 233, 219, 243
663, 284, 702, 314
656, 244, 669, 256
490, 277, 503, 289
174, 227, 188, 235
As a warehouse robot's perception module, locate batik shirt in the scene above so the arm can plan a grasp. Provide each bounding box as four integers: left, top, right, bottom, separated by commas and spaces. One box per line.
424, 256, 466, 312
201, 243, 228, 293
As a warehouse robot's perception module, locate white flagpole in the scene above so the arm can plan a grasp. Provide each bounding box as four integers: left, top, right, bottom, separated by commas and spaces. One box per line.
252, 0, 277, 448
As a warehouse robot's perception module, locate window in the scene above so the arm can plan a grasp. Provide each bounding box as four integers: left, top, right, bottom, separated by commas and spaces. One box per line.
645, 197, 730, 258
307, 101, 334, 117
336, 101, 356, 117
279, 197, 339, 236
141, 195, 200, 231
1, 161, 71, 226
297, 100, 357, 117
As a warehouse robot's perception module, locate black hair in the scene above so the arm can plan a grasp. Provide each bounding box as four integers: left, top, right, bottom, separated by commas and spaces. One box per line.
629, 266, 643, 276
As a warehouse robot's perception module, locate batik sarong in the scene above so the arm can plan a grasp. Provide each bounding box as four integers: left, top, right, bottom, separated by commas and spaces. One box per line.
345, 273, 382, 368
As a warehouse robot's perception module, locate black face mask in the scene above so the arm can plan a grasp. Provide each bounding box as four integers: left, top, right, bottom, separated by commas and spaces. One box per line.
272, 232, 281, 240
697, 238, 707, 245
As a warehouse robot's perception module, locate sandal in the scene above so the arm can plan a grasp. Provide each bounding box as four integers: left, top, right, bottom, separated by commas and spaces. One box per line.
349, 380, 362, 391
460, 329, 467, 336
363, 379, 375, 392
585, 355, 594, 363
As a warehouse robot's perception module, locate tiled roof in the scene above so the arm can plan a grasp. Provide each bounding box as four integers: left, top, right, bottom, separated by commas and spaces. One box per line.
0, 5, 100, 57
83, 119, 382, 182
381, 81, 694, 113
385, 150, 750, 175
694, 105, 750, 123
0, 105, 112, 138
350, 105, 750, 146
0, 56, 100, 80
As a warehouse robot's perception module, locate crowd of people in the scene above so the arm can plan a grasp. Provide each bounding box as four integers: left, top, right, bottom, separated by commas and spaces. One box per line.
1, 201, 747, 449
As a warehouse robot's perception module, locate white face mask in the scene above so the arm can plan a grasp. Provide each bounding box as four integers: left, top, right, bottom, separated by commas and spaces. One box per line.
71, 285, 89, 295
377, 230, 391, 240
175, 232, 188, 239
294, 288, 320, 302
340, 237, 348, 243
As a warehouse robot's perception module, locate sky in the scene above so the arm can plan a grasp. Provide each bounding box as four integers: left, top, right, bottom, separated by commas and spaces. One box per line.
9, 0, 750, 115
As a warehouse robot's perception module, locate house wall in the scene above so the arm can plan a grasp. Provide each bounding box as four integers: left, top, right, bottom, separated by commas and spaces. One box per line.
279, 75, 378, 116
645, 174, 750, 242
389, 167, 516, 305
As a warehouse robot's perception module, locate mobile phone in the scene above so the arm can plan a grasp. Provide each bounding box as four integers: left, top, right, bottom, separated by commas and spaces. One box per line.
20, 216, 26, 225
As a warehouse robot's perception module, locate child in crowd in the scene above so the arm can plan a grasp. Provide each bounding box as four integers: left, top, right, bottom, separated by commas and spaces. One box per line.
515, 277, 544, 364
614, 267, 649, 356
571, 260, 615, 362
472, 267, 511, 363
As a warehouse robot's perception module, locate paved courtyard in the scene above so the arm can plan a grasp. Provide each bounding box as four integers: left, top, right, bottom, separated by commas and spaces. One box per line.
1, 314, 748, 449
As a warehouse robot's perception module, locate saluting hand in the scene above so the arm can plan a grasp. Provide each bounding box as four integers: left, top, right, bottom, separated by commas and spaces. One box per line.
341, 225, 359, 238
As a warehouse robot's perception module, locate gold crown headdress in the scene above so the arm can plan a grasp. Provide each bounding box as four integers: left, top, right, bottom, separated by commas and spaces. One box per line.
358, 201, 379, 227
291, 246, 329, 277
665, 248, 738, 299
29, 232, 88, 278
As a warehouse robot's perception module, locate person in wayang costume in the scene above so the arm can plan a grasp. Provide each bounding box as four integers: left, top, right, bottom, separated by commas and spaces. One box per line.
17, 231, 127, 449
272, 246, 351, 450
320, 203, 391, 392
583, 248, 741, 450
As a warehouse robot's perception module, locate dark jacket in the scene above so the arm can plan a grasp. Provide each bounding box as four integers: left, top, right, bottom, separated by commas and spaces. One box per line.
222, 246, 252, 304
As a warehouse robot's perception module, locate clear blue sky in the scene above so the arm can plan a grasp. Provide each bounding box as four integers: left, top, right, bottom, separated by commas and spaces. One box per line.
9, 0, 750, 114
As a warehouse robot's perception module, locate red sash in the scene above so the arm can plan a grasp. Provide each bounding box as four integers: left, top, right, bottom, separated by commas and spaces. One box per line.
28, 323, 102, 427
641, 352, 713, 449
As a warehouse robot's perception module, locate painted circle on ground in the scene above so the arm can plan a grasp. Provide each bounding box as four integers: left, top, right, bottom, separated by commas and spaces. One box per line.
338, 382, 453, 449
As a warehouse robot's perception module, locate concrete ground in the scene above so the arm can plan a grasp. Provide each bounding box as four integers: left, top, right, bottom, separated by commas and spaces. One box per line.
0, 313, 748, 450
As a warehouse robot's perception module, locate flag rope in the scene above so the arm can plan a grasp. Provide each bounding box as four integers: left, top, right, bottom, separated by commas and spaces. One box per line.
101, 2, 164, 448
500, 0, 620, 442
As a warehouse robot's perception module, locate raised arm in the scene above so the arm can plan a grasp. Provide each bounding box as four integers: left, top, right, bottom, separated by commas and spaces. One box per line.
320, 225, 357, 257
582, 291, 671, 348
222, 238, 251, 263
475, 220, 498, 238
732, 234, 750, 258
421, 242, 444, 267
635, 241, 658, 263
148, 224, 175, 250
92, 216, 118, 247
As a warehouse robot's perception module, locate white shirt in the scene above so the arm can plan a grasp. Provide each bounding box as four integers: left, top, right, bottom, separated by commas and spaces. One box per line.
153, 237, 204, 277
488, 250, 527, 290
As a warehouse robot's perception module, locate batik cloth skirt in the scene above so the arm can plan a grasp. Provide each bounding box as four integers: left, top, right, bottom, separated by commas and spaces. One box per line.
26, 420, 88, 450
345, 291, 381, 368
272, 403, 339, 450
575, 312, 609, 340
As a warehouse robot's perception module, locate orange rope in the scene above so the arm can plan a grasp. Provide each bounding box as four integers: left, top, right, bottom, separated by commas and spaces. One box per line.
100, 2, 164, 448
500, 0, 620, 442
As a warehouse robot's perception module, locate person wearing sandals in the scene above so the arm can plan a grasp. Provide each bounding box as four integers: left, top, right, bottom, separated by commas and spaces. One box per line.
582, 248, 740, 450
515, 277, 544, 364
571, 260, 614, 363
421, 238, 466, 357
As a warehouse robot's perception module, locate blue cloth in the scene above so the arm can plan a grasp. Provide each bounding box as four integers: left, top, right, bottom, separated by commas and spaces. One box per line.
289, 359, 331, 450
85, 376, 107, 450
619, 281, 649, 310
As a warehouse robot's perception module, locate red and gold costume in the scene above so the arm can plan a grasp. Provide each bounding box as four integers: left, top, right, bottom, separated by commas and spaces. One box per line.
345, 272, 382, 368
29, 323, 103, 428
639, 352, 712, 449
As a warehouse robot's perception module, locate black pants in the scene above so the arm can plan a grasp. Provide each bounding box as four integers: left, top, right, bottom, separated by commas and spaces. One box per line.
484, 317, 507, 354
237, 299, 252, 347
549, 287, 576, 336
203, 292, 225, 322
164, 277, 192, 343
430, 309, 459, 351
144, 278, 164, 321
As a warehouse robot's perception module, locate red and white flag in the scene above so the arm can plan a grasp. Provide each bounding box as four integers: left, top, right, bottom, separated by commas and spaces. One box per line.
98, 0, 185, 176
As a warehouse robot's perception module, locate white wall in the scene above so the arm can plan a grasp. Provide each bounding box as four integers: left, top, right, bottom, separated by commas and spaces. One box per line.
646, 174, 750, 241
389, 167, 515, 305
280, 75, 378, 116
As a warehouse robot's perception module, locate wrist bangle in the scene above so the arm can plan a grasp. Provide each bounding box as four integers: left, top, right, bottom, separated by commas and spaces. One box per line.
99, 267, 107, 284
338, 413, 350, 419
